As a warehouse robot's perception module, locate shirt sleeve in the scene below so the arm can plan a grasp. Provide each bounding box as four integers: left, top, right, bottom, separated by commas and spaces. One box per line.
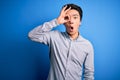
28, 19, 59, 45
83, 42, 94, 80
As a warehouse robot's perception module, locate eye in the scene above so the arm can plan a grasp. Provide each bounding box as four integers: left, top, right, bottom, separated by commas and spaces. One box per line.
64, 16, 69, 20
74, 16, 78, 19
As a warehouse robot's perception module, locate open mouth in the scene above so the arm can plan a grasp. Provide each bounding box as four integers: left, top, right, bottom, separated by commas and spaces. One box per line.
71, 27, 73, 29
69, 26, 74, 32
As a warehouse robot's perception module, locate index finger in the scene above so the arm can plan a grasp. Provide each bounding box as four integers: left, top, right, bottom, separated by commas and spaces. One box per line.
64, 7, 71, 13
61, 5, 67, 13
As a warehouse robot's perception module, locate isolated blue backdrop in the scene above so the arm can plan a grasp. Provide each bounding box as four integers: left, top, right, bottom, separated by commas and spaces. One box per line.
0, 0, 120, 80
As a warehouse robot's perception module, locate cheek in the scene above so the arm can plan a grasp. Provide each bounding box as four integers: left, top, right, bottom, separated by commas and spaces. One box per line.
74, 19, 80, 25
74, 21, 80, 27
74, 22, 80, 30
77, 20, 81, 25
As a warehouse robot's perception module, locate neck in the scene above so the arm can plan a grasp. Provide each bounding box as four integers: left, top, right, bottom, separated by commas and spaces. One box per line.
68, 32, 79, 40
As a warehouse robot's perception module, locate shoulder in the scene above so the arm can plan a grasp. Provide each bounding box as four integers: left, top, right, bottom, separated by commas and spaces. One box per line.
48, 30, 63, 39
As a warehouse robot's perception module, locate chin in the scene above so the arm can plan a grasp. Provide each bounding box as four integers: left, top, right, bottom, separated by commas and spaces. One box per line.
68, 32, 75, 35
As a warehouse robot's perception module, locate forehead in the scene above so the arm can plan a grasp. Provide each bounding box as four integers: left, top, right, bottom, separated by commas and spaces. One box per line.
66, 9, 79, 16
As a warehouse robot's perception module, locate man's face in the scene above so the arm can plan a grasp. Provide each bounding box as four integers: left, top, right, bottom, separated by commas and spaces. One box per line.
64, 9, 81, 35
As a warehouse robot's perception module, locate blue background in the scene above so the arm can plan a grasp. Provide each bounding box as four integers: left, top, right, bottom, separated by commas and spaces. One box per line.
0, 0, 120, 80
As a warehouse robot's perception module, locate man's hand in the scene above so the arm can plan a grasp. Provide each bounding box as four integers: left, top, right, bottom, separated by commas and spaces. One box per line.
57, 6, 71, 24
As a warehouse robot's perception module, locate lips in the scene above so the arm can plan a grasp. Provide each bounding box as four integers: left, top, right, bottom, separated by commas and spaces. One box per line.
71, 27, 73, 29
69, 26, 74, 32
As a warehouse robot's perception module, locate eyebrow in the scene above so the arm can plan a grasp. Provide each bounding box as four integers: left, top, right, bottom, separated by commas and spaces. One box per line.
72, 14, 79, 16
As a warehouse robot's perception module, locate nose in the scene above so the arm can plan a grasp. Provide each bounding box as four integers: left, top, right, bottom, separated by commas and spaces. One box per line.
68, 18, 74, 24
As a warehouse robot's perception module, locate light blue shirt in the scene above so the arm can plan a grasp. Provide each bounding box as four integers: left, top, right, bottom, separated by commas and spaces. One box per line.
28, 19, 94, 80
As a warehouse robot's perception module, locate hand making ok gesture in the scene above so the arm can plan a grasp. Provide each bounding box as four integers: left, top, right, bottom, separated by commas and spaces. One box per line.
57, 6, 71, 24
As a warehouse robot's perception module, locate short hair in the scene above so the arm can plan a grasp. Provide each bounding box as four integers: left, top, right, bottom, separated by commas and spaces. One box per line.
63, 4, 83, 21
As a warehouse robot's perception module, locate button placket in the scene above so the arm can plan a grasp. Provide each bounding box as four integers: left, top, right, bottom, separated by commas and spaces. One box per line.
65, 40, 73, 80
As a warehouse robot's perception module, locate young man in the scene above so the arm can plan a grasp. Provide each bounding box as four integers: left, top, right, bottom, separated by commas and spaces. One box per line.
28, 4, 94, 80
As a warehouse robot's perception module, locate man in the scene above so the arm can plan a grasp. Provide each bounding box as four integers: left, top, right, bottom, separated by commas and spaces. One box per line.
28, 4, 94, 80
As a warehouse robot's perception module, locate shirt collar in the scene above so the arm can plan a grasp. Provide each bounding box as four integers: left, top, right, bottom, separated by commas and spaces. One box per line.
65, 32, 83, 42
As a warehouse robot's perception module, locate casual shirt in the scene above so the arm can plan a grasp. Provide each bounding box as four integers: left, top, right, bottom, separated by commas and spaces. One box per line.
28, 19, 94, 80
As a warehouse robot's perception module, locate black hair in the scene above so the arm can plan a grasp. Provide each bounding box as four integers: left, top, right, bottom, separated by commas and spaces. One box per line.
63, 4, 83, 21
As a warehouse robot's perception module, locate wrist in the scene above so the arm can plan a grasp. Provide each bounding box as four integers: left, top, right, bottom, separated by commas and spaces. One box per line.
54, 18, 60, 26
57, 17, 62, 24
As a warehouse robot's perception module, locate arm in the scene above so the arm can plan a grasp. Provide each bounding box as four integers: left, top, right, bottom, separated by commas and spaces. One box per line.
28, 19, 59, 45
83, 44, 94, 80
28, 6, 71, 45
